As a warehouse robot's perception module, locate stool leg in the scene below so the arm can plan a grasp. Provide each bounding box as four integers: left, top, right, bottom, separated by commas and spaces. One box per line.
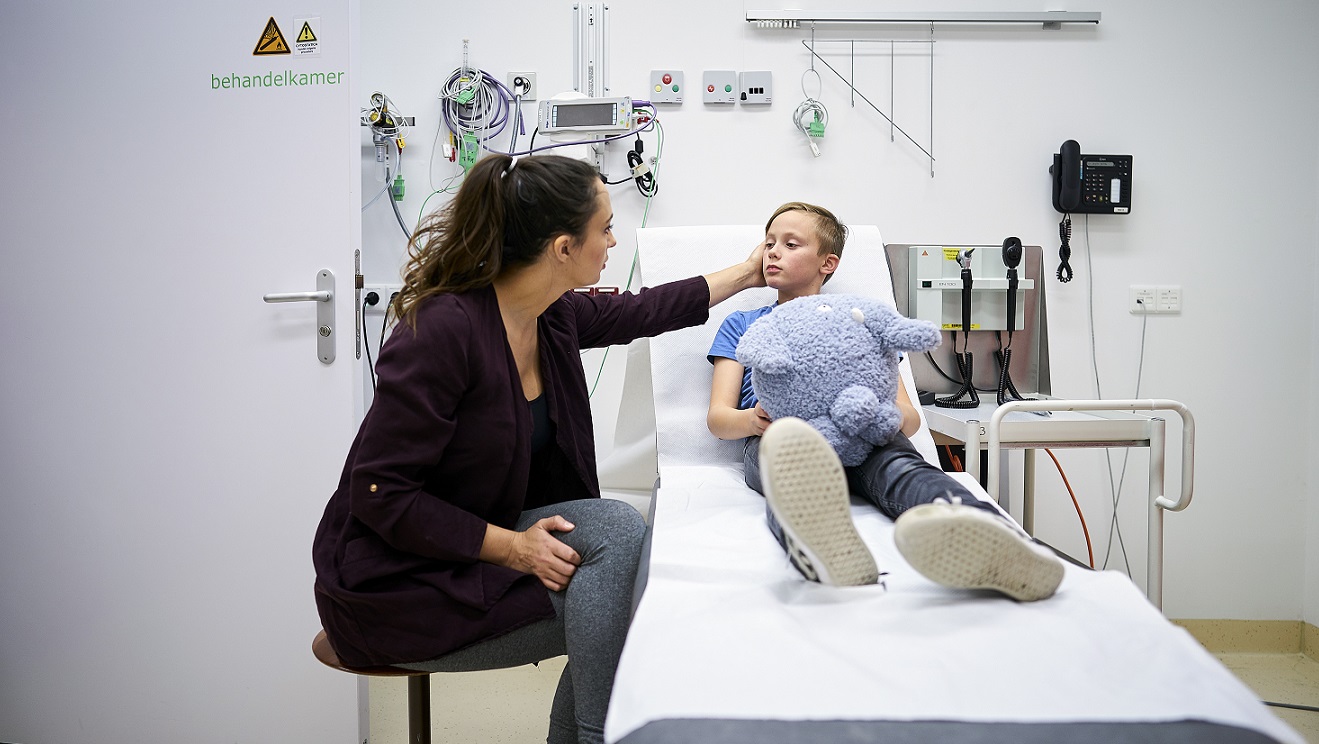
407, 675, 431, 744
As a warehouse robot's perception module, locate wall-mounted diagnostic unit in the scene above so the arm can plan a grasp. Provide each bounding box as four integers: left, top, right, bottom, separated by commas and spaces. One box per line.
539, 96, 635, 134
909, 245, 1036, 331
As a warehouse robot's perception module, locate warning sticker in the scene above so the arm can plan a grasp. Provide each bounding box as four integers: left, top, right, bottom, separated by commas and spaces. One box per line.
941, 323, 980, 330
294, 16, 321, 57
253, 17, 290, 55
942, 248, 962, 262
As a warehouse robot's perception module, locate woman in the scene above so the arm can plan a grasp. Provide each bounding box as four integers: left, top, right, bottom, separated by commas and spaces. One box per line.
312, 153, 763, 744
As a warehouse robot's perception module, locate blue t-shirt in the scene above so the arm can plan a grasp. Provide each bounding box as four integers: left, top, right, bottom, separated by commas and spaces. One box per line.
707, 304, 775, 410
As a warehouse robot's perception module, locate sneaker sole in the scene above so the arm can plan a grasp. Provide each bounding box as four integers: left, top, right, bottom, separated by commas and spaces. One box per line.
761, 418, 880, 587
894, 504, 1063, 601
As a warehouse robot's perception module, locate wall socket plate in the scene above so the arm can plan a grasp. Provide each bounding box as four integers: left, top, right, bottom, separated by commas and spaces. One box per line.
702, 70, 737, 104
649, 69, 684, 104
507, 71, 537, 100
1130, 284, 1181, 314
738, 70, 772, 104
362, 284, 402, 314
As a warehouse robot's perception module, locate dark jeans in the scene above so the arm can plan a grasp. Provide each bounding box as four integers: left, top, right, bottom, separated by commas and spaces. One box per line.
743, 433, 1001, 549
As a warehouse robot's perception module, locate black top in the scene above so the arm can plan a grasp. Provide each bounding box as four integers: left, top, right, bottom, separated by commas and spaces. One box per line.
529, 393, 553, 453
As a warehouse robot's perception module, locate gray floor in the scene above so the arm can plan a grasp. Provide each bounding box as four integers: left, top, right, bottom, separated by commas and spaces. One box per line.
364, 652, 1318, 744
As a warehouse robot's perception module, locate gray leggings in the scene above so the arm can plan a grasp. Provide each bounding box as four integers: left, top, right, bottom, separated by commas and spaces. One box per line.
397, 498, 646, 744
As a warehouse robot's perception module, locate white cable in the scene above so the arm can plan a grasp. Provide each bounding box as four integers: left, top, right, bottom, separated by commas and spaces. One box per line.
793, 98, 828, 157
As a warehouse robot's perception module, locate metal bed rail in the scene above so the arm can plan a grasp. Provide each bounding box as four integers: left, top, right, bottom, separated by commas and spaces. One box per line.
986, 399, 1195, 610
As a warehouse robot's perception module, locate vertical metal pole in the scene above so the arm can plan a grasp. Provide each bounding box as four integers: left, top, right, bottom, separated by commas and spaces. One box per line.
572, 4, 582, 92
965, 420, 983, 492
408, 675, 432, 744
889, 40, 894, 140
600, 4, 611, 96
1023, 449, 1036, 536
929, 24, 935, 177
1147, 419, 1167, 610
850, 39, 855, 108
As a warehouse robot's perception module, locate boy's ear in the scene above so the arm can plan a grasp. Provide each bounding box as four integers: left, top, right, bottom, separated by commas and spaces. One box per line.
820, 253, 839, 277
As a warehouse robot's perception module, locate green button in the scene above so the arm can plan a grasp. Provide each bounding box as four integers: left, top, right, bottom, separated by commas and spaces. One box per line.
724, 84, 732, 92
672, 84, 679, 92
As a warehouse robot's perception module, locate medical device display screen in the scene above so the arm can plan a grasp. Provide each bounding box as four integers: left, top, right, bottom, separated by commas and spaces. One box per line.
555, 102, 615, 127
540, 97, 632, 134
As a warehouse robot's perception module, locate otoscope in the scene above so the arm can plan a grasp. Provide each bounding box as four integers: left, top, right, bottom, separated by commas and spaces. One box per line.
996, 237, 1034, 405
935, 248, 980, 409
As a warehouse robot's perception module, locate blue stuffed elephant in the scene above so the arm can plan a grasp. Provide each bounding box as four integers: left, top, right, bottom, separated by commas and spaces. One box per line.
736, 295, 942, 466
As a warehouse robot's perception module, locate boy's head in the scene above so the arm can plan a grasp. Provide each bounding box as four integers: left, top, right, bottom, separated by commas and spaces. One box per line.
763, 202, 849, 295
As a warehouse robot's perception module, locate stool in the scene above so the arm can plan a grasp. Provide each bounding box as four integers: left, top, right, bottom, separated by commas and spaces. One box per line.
313, 629, 433, 744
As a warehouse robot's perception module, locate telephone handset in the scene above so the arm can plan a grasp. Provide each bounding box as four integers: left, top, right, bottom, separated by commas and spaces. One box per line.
1050, 140, 1133, 214
1048, 140, 1132, 282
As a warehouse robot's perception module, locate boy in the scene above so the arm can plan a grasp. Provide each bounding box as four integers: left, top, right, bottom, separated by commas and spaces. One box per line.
706, 202, 1063, 600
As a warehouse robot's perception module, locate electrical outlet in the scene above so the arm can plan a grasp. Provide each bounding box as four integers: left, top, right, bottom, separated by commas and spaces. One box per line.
1156, 285, 1182, 313
507, 71, 537, 100
1129, 285, 1157, 314
738, 70, 772, 104
362, 284, 402, 314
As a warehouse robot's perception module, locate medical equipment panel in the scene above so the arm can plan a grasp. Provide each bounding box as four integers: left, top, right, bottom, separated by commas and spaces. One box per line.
908, 245, 1034, 332
888, 243, 1051, 398
538, 96, 635, 134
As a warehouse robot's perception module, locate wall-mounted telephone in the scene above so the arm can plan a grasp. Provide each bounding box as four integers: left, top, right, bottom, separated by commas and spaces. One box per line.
1050, 140, 1133, 214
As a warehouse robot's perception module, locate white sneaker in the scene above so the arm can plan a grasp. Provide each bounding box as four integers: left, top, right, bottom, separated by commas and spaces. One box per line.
761, 418, 881, 587
893, 501, 1064, 601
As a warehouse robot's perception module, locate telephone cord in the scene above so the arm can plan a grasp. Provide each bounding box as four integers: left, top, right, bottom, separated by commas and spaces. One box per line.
1057, 214, 1074, 282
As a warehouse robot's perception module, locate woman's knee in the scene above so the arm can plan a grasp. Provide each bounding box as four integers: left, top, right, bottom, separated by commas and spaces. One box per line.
556, 498, 646, 559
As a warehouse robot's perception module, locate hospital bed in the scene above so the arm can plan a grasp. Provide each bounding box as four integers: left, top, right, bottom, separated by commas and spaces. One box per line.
602, 225, 1300, 744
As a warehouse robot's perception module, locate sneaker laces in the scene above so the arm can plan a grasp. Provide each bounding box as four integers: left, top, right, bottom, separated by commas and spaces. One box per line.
933, 492, 963, 506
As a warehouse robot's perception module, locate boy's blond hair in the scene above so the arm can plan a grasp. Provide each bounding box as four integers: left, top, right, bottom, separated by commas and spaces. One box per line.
764, 202, 848, 284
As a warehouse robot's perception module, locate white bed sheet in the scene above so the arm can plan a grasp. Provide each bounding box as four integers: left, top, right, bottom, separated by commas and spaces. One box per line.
606, 465, 1300, 744
603, 225, 1299, 744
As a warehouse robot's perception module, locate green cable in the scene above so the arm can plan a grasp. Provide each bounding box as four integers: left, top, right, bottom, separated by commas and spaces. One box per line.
590, 117, 664, 399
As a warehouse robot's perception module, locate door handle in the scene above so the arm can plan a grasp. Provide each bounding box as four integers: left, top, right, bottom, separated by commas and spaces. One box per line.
264, 269, 336, 364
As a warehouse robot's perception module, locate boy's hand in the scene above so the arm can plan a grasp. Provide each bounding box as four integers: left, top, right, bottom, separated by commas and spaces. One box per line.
747, 403, 772, 436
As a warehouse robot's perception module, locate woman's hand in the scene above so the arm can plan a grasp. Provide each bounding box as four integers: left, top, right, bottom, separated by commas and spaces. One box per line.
704, 241, 768, 307
500, 517, 581, 592
746, 403, 772, 436
742, 241, 767, 289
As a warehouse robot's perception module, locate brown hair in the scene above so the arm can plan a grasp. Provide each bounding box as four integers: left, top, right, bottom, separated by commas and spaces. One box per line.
764, 202, 848, 284
390, 153, 602, 324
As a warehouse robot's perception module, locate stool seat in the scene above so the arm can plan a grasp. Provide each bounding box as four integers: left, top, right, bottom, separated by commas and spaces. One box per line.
312, 630, 425, 677
313, 629, 433, 744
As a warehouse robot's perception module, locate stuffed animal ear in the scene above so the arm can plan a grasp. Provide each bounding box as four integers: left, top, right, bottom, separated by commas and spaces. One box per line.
735, 317, 793, 375
854, 302, 942, 353
885, 316, 942, 352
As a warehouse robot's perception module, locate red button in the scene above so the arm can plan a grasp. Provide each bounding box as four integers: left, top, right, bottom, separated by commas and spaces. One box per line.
707, 84, 715, 92
662, 74, 672, 85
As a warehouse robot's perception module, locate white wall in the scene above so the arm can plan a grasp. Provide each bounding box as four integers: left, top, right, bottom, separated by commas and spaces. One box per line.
361, 0, 1319, 622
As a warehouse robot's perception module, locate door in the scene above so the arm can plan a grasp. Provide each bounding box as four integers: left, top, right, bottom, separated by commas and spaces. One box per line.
0, 2, 360, 742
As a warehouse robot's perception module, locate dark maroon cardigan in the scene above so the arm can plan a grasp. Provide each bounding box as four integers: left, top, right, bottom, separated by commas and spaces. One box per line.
312, 277, 710, 668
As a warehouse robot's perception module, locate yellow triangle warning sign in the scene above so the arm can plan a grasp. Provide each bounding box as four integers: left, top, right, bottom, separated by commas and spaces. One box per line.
253, 17, 290, 55
297, 22, 317, 43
